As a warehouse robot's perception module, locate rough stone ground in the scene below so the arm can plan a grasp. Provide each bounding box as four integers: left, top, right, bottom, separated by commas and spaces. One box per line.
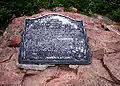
0, 11, 120, 86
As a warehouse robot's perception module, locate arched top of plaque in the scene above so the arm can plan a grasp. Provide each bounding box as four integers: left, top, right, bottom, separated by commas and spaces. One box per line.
26, 13, 83, 22
19, 14, 91, 66
24, 14, 84, 32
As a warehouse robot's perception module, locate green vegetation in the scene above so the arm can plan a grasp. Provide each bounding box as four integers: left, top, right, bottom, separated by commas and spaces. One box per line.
0, 0, 120, 30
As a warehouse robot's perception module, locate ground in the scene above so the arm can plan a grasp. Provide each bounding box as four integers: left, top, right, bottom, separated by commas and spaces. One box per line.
0, 10, 120, 86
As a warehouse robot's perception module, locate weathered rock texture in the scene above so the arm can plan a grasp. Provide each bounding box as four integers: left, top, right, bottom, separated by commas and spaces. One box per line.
0, 11, 120, 86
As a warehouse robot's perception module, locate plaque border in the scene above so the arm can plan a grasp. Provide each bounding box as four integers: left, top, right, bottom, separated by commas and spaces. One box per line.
18, 13, 91, 65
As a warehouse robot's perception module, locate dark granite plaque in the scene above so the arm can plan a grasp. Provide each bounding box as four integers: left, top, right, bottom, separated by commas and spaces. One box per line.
18, 14, 90, 65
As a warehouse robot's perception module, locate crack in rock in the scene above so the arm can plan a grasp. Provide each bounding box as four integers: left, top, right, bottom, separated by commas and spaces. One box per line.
0, 54, 13, 63
98, 75, 117, 85
45, 66, 79, 83
20, 70, 37, 86
46, 76, 59, 83
100, 58, 120, 85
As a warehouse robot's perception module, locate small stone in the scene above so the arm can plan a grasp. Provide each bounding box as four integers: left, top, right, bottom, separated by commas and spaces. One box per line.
71, 7, 77, 13
69, 65, 79, 69
54, 7, 64, 12
8, 35, 21, 47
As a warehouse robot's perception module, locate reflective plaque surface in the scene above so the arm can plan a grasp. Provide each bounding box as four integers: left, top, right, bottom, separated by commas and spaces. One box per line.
19, 14, 90, 65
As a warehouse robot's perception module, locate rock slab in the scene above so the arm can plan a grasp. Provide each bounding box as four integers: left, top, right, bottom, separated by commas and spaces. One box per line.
0, 11, 120, 86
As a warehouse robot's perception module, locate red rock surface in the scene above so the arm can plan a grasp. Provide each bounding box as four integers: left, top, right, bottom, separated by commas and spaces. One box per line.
0, 11, 120, 86
8, 35, 21, 47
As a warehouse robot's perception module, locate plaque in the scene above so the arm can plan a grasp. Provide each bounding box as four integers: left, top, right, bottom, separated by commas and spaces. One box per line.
18, 14, 90, 66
